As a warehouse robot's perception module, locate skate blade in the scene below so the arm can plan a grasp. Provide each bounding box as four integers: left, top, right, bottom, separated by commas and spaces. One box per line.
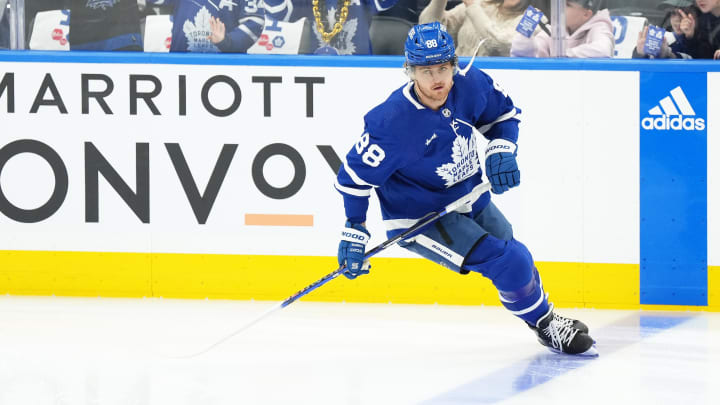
546, 344, 599, 357
578, 344, 599, 357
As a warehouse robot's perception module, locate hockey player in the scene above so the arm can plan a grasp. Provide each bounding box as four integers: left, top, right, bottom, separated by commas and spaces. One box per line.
335, 21, 597, 356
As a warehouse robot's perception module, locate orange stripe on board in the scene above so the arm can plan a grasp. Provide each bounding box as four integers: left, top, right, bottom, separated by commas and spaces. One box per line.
244, 214, 314, 226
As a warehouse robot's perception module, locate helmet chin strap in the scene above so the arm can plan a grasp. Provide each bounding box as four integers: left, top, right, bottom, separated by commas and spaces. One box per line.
458, 39, 487, 76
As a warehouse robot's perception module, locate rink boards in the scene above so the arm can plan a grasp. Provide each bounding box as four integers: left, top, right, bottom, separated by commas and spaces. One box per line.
0, 53, 717, 310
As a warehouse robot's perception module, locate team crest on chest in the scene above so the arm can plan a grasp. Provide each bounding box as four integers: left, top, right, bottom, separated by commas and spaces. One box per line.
434, 119, 481, 187
442, 108, 451, 118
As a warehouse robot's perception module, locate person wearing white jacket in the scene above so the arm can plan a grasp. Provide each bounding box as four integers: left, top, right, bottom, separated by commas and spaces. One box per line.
419, 0, 532, 57
510, 0, 614, 58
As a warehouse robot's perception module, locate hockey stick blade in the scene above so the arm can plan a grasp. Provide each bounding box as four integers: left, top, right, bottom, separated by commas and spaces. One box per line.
177, 182, 491, 358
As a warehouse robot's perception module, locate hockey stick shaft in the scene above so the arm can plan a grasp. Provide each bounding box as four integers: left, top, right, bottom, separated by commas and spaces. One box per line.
181, 182, 490, 358
279, 181, 490, 308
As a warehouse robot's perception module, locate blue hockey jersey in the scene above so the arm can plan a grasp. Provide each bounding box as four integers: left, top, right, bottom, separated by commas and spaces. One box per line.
149, 0, 264, 53
264, 0, 398, 54
335, 66, 521, 238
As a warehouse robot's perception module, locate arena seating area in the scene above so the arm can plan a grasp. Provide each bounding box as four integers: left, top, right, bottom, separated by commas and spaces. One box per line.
1, 0, 710, 59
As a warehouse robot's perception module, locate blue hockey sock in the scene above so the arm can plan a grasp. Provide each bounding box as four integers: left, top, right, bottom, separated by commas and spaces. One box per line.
463, 237, 549, 325
497, 267, 549, 325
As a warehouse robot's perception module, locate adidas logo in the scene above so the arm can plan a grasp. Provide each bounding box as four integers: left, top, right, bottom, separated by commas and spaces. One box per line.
641, 86, 705, 131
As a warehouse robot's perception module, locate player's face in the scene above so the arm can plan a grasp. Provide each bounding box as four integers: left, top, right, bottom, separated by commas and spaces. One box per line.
413, 62, 454, 110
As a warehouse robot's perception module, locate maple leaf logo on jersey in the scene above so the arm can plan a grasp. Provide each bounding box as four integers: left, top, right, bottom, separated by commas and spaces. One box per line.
435, 128, 481, 187
183, 6, 220, 53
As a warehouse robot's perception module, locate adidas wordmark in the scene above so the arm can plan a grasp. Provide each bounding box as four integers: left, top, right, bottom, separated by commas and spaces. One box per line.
641, 86, 705, 131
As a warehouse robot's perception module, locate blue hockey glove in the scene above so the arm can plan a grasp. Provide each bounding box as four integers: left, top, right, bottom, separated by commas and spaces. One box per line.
485, 139, 520, 194
338, 221, 371, 280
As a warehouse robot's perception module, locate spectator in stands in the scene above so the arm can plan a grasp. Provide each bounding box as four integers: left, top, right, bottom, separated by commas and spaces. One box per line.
418, 0, 532, 57
510, 0, 614, 58
531, 0, 549, 14
264, 0, 399, 55
633, 1, 699, 59
0, 0, 8, 49
378, 0, 422, 23
147, 0, 264, 53
21, 0, 141, 51
69, 0, 144, 51
684, 0, 720, 59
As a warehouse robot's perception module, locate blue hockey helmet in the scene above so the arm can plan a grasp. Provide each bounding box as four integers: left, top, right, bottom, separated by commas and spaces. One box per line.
404, 22, 456, 67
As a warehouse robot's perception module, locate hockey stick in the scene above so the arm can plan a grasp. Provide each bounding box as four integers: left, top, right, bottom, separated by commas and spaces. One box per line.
179, 182, 491, 358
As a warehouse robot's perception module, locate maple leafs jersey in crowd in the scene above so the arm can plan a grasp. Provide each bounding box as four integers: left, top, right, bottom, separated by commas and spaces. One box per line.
335, 66, 521, 238
264, 0, 398, 54
148, 0, 264, 52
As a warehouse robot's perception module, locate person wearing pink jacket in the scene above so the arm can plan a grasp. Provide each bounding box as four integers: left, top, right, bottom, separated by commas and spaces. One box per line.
510, 0, 614, 58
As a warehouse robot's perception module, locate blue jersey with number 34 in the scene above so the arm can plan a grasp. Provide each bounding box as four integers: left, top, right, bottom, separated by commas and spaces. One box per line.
335, 65, 522, 238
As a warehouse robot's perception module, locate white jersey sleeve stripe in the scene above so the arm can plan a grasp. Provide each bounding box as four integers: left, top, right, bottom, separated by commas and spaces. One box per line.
384, 217, 422, 231
374, 0, 393, 11
477, 108, 519, 134
238, 25, 259, 42
454, 118, 475, 129
334, 181, 372, 197
343, 163, 378, 187
383, 182, 486, 231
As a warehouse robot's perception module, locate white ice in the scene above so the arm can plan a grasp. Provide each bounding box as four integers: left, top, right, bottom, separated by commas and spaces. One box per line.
0, 296, 718, 405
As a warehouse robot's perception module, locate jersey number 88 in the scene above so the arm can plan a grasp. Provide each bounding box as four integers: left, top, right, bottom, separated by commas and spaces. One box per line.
355, 133, 386, 167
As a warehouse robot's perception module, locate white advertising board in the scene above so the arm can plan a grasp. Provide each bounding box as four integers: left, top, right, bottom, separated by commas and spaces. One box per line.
0, 63, 642, 264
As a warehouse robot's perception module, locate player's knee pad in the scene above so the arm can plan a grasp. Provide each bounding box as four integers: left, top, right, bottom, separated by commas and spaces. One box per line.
462, 238, 534, 291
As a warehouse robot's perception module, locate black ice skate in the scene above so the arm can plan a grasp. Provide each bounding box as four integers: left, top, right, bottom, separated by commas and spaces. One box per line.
529, 304, 598, 356
554, 311, 589, 334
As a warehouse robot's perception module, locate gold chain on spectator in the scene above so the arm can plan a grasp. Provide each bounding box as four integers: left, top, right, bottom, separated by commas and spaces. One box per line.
312, 0, 351, 44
